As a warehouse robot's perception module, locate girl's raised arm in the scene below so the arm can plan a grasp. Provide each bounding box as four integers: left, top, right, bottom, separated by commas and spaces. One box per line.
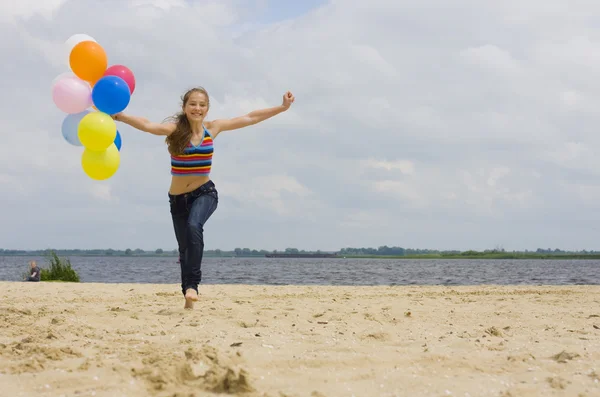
113, 113, 176, 136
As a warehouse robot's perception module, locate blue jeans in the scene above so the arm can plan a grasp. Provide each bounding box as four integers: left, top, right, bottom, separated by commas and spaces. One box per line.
168, 180, 218, 295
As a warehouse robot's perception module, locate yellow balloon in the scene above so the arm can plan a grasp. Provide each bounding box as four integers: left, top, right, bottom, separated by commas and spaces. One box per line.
81, 144, 120, 180
77, 111, 116, 151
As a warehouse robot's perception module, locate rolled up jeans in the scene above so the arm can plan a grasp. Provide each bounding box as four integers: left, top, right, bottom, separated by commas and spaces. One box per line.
168, 180, 218, 295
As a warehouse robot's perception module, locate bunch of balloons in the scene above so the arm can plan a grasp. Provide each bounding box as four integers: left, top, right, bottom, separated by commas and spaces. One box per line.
51, 34, 135, 181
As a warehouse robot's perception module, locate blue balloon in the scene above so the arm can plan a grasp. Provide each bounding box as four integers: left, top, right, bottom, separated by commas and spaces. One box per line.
92, 75, 131, 115
61, 110, 91, 146
114, 130, 122, 151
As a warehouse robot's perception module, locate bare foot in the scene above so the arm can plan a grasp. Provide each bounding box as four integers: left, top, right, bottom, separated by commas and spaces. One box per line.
184, 288, 198, 309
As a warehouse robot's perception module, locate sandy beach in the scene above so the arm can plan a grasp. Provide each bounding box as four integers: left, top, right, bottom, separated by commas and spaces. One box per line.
0, 282, 599, 397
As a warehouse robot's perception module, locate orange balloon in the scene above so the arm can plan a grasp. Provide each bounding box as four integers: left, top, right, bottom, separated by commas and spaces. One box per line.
69, 41, 108, 84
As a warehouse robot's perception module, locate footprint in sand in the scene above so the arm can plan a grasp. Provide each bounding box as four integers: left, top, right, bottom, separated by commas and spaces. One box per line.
131, 346, 253, 394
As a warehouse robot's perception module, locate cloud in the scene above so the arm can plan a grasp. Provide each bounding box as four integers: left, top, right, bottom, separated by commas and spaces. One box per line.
0, 0, 68, 22
1, 0, 600, 252
362, 159, 415, 175
459, 44, 521, 74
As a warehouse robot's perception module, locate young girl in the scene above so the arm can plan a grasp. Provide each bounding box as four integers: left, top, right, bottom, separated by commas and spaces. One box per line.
113, 87, 295, 309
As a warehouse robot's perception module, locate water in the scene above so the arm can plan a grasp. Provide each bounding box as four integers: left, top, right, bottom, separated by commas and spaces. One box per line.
1, 256, 599, 285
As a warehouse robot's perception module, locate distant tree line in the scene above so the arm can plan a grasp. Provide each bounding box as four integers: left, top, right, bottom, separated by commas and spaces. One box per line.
339, 246, 600, 256
339, 246, 449, 256
1, 246, 600, 258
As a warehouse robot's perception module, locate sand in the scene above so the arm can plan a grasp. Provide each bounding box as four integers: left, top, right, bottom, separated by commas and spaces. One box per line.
0, 282, 599, 397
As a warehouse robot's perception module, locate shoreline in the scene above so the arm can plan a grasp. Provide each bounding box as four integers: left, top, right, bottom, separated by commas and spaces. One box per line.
3, 253, 600, 260
1, 283, 599, 396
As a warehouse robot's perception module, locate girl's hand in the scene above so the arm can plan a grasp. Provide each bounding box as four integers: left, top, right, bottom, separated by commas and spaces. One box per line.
282, 91, 295, 109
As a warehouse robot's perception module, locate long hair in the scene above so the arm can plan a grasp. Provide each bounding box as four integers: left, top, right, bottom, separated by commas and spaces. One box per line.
164, 87, 210, 155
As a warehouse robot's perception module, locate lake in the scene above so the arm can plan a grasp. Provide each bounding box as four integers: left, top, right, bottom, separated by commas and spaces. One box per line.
1, 256, 598, 285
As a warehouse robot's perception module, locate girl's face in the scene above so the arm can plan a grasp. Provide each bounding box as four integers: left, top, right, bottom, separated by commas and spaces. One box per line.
184, 92, 209, 123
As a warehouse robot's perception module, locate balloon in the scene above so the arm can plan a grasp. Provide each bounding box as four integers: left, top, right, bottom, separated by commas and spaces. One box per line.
52, 71, 75, 86
81, 144, 120, 180
77, 111, 116, 151
114, 130, 122, 151
61, 110, 91, 146
64, 34, 96, 66
52, 74, 92, 114
91, 75, 131, 115
103, 65, 136, 94
69, 41, 108, 83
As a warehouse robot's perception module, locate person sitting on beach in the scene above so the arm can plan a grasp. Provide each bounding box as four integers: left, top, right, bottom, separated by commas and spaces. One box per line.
26, 261, 41, 282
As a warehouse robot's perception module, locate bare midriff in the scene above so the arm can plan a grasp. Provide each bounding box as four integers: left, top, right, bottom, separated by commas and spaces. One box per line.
168, 175, 211, 195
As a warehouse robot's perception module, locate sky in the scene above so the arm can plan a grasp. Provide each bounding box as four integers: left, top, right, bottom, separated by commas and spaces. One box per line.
2, 0, 600, 252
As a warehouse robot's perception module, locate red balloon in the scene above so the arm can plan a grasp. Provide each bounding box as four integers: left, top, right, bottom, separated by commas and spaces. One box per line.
103, 65, 136, 94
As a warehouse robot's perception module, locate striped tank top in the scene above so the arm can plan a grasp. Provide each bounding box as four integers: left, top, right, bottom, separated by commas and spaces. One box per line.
170, 126, 214, 176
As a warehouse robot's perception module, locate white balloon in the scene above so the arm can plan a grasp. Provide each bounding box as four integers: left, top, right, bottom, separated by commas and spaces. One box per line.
64, 34, 97, 67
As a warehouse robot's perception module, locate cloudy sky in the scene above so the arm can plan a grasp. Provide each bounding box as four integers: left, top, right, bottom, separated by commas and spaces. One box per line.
2, 0, 600, 252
